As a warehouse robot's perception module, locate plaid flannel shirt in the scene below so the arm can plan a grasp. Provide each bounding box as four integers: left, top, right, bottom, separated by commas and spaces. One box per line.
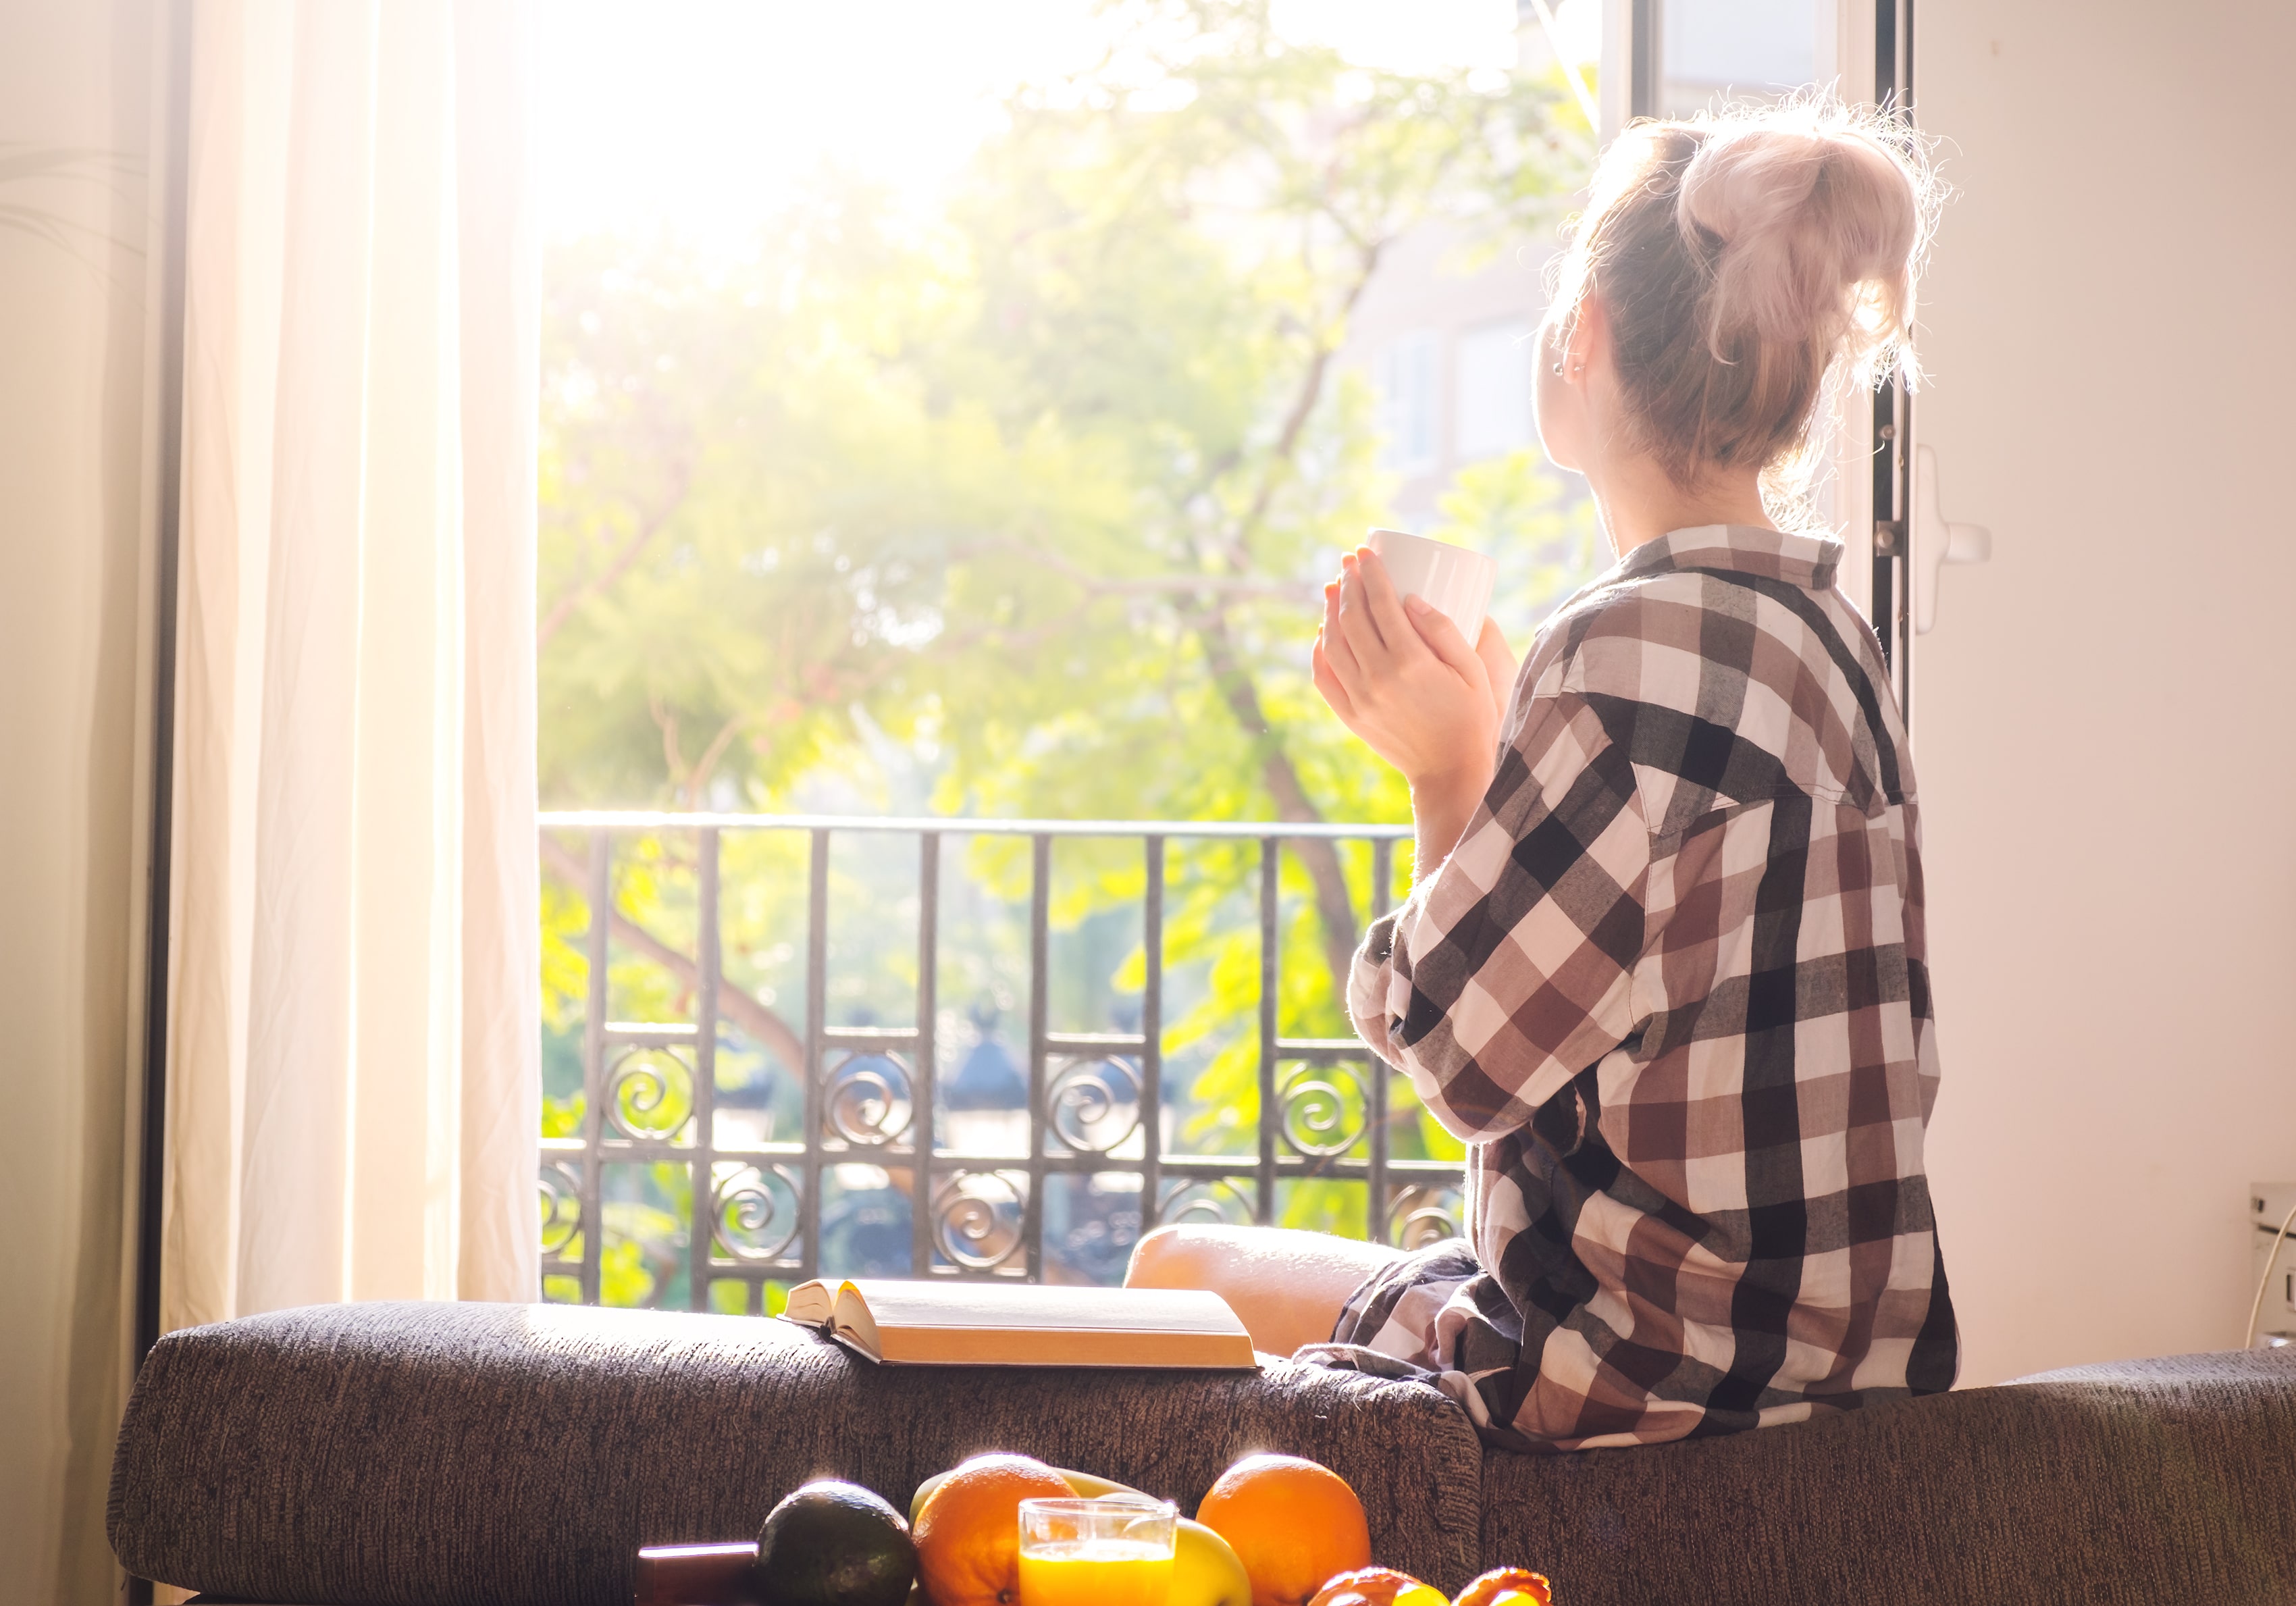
1330, 525, 1957, 1451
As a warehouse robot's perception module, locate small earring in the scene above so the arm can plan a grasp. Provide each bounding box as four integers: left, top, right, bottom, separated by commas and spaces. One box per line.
1551, 362, 1564, 376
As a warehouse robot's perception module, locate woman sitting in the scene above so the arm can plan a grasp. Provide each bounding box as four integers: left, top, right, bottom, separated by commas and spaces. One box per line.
1127, 99, 1956, 1452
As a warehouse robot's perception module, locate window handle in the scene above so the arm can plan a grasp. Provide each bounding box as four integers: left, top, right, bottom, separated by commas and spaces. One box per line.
1912, 444, 1991, 636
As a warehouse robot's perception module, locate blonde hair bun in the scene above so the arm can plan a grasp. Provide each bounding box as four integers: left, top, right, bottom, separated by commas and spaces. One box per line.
1548, 95, 1941, 498
1677, 103, 1929, 388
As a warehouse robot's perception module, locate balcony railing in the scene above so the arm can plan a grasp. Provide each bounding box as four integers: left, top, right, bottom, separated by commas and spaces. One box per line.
538, 812, 1465, 1313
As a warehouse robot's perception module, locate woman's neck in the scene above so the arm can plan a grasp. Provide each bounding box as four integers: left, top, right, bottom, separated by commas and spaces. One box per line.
1590, 452, 1775, 561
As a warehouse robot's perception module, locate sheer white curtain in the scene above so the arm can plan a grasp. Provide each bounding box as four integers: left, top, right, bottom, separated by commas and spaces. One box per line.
161, 0, 540, 1328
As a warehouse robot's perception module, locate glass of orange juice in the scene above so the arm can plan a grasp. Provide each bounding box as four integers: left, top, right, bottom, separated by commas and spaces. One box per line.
1017, 1495, 1176, 1606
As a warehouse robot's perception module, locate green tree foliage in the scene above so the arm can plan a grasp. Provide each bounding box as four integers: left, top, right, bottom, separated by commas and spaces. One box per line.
538, 0, 1602, 1271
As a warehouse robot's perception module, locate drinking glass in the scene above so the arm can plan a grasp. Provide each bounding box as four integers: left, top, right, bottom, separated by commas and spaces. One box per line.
1016, 1494, 1177, 1606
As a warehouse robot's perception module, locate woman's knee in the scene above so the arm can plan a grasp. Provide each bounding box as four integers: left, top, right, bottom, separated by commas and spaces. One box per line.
1127, 1222, 1405, 1288
1124, 1223, 1222, 1289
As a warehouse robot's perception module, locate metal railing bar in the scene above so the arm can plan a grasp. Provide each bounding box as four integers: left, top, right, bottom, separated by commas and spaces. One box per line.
544, 817, 1463, 1308
819, 1028, 920, 1051
560, 1144, 1455, 1178
594, 1141, 772, 1161
1148, 1155, 1461, 1181
913, 832, 939, 1278
580, 835, 609, 1306
599, 1030, 698, 1052
689, 827, 722, 1312
801, 829, 829, 1279
673, 1151, 1442, 1178
566, 1141, 1449, 1174
1256, 837, 1278, 1225
941, 1152, 1139, 1174
1270, 1045, 1378, 1068
1368, 837, 1396, 1245
1141, 835, 1164, 1245
1023, 835, 1051, 1280
541, 810, 1413, 841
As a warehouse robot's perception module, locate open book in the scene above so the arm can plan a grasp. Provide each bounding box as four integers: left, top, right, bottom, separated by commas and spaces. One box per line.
780, 1277, 1257, 1369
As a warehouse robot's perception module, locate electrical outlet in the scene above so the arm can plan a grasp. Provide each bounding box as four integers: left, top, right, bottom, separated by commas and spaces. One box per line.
2251, 1183, 2296, 1342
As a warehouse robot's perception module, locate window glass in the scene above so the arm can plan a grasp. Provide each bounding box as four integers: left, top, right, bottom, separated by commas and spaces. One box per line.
1654, 0, 1834, 116
1645, 0, 1853, 540
1455, 319, 1535, 462
1376, 332, 1442, 475
533, 1, 1609, 1297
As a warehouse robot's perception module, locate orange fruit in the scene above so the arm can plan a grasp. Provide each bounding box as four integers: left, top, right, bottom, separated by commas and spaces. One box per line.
1195, 1453, 1372, 1606
911, 1452, 1073, 1605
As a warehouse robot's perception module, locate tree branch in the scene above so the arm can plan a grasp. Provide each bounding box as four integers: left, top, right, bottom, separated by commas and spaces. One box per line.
538, 461, 692, 650
681, 713, 750, 810
1189, 602, 1362, 1001
539, 835, 808, 1077
1228, 238, 1385, 561
1165, 236, 1399, 1000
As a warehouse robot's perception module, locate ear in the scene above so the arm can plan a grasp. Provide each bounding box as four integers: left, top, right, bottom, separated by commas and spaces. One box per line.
1565, 294, 1608, 382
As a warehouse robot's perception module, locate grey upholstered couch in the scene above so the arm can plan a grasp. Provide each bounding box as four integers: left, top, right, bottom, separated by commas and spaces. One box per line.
109, 1301, 2296, 1605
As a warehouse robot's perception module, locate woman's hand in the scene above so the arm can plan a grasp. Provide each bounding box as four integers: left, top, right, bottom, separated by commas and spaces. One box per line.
1313, 548, 1514, 864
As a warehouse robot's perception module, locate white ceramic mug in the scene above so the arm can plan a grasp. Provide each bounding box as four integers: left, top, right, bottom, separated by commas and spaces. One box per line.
1364, 527, 1497, 644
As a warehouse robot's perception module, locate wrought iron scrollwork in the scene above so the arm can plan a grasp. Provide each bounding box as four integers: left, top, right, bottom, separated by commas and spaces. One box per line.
538, 1162, 582, 1258
542, 816, 1457, 1306
604, 1047, 695, 1143
823, 1051, 915, 1148
1385, 1184, 1464, 1251
931, 1171, 1026, 1270
1047, 1056, 1142, 1154
1154, 1176, 1255, 1228
710, 1162, 804, 1264
1278, 1063, 1367, 1157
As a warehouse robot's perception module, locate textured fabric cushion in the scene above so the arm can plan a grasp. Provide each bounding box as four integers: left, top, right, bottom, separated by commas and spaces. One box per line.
108, 1301, 1484, 1605
1478, 1347, 2296, 1605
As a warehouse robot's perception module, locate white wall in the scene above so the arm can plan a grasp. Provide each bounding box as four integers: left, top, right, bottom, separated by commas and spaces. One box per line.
0, 1, 162, 1601
1913, 0, 2296, 1384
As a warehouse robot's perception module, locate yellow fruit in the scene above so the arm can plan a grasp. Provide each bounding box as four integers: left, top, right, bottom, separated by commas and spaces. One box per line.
908, 1467, 963, 1526
1171, 1512, 1254, 1606
1195, 1454, 1373, 1606
1050, 1467, 1249, 1606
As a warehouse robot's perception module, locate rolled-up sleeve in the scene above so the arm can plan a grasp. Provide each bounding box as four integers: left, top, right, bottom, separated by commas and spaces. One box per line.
1349, 687, 1649, 1142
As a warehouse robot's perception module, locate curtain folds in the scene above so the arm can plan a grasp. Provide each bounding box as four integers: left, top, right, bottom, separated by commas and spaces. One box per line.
161, 0, 540, 1330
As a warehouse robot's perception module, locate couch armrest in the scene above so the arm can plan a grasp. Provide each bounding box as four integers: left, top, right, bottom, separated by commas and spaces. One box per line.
109, 1300, 1483, 1605
1478, 1347, 2296, 1606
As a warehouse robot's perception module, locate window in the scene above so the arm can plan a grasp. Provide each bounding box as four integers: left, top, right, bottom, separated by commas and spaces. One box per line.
1650, 0, 1835, 117
533, 0, 1810, 1310
1454, 319, 1535, 463
1376, 331, 1441, 475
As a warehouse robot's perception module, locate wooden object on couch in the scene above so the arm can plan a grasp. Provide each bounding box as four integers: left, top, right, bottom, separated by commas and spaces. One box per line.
635, 1542, 761, 1606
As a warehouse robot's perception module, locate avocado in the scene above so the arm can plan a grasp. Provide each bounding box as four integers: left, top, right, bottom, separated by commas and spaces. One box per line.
756, 1480, 917, 1606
